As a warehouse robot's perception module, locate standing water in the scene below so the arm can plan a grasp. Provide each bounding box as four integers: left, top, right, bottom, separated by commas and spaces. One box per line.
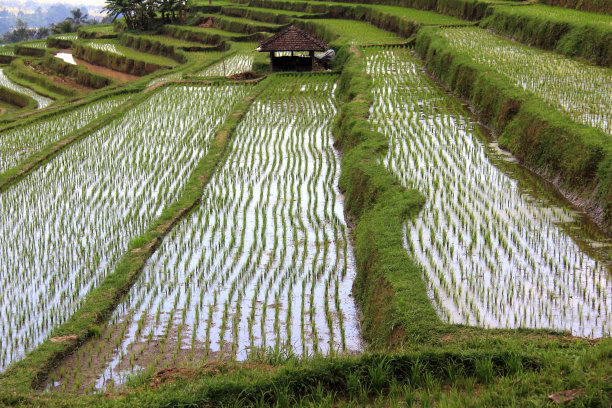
0, 67, 53, 108
365, 47, 611, 337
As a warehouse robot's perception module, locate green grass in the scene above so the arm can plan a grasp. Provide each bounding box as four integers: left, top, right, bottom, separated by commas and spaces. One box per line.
79, 24, 115, 34
369, 4, 468, 25
86, 40, 179, 67
303, 19, 404, 44
168, 24, 245, 38
491, 4, 612, 30
123, 34, 210, 48
226, 4, 316, 16
203, 13, 282, 29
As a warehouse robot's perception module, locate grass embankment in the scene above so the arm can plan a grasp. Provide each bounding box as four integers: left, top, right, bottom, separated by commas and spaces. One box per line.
0, 85, 37, 111
196, 12, 282, 34
415, 28, 612, 231
292, 0, 491, 20
0, 79, 266, 395
73, 39, 177, 76
4, 58, 76, 99
244, 0, 468, 39
78, 25, 118, 40
43, 53, 114, 89
540, 0, 612, 14
482, 4, 612, 67
46, 34, 78, 49
298, 19, 405, 45
221, 4, 323, 24
332, 45, 434, 346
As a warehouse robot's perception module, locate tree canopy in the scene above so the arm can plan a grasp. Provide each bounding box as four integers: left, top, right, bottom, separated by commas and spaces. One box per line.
103, 0, 189, 30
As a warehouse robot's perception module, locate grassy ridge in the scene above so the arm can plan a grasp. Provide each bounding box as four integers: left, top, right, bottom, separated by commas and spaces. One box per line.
415, 28, 612, 231
0, 85, 37, 110
0, 79, 266, 393
332, 44, 435, 346
73, 40, 174, 76
118, 33, 190, 63
540, 0, 612, 14
245, 0, 467, 39
5, 59, 76, 99
483, 4, 612, 67
43, 53, 114, 89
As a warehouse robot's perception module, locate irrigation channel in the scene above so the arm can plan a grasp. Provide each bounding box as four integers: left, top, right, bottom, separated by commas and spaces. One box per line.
47, 74, 363, 392
0, 95, 127, 172
366, 47, 611, 337
0, 84, 249, 373
0, 67, 53, 109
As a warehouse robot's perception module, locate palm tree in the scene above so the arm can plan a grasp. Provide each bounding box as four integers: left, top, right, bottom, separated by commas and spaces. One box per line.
67, 8, 89, 26
51, 20, 75, 34
103, 0, 137, 29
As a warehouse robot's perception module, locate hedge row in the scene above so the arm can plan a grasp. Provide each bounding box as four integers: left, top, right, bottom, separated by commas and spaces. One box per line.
162, 24, 236, 47
332, 44, 439, 347
539, 0, 612, 14
247, 0, 447, 38
203, 13, 282, 34
305, 0, 489, 20
415, 28, 612, 231
13, 44, 46, 57
0, 85, 37, 110
77, 25, 118, 39
5, 59, 76, 98
118, 33, 189, 63
482, 5, 612, 68
0, 79, 266, 394
45, 36, 74, 49
221, 4, 323, 24
43, 54, 113, 89
73, 41, 166, 76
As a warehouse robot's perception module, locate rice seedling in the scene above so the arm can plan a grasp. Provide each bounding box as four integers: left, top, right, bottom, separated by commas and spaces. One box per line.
438, 27, 612, 135
51, 74, 363, 391
0, 84, 249, 372
0, 67, 53, 108
365, 46, 611, 337
196, 52, 254, 76
87, 40, 124, 55
0, 95, 127, 172
54, 34, 78, 40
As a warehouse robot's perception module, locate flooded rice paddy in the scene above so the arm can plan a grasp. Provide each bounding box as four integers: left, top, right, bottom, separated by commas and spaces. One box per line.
47, 74, 363, 392
197, 53, 254, 77
0, 84, 249, 372
438, 27, 612, 136
365, 46, 611, 337
0, 95, 126, 172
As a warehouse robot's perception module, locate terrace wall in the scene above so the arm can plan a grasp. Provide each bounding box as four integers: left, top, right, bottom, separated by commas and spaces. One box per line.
73, 41, 166, 76
539, 0, 612, 14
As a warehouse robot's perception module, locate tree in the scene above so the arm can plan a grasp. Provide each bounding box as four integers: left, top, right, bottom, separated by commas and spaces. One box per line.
51, 19, 75, 34
2, 19, 36, 43
67, 8, 89, 26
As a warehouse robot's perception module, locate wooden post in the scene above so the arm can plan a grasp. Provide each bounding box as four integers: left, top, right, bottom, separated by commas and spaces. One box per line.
310, 51, 315, 71
270, 52, 274, 72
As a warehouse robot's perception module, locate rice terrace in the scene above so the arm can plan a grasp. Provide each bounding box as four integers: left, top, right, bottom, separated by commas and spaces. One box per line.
0, 0, 610, 406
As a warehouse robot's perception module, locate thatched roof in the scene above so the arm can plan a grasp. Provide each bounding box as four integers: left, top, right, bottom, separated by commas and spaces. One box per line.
257, 25, 327, 52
